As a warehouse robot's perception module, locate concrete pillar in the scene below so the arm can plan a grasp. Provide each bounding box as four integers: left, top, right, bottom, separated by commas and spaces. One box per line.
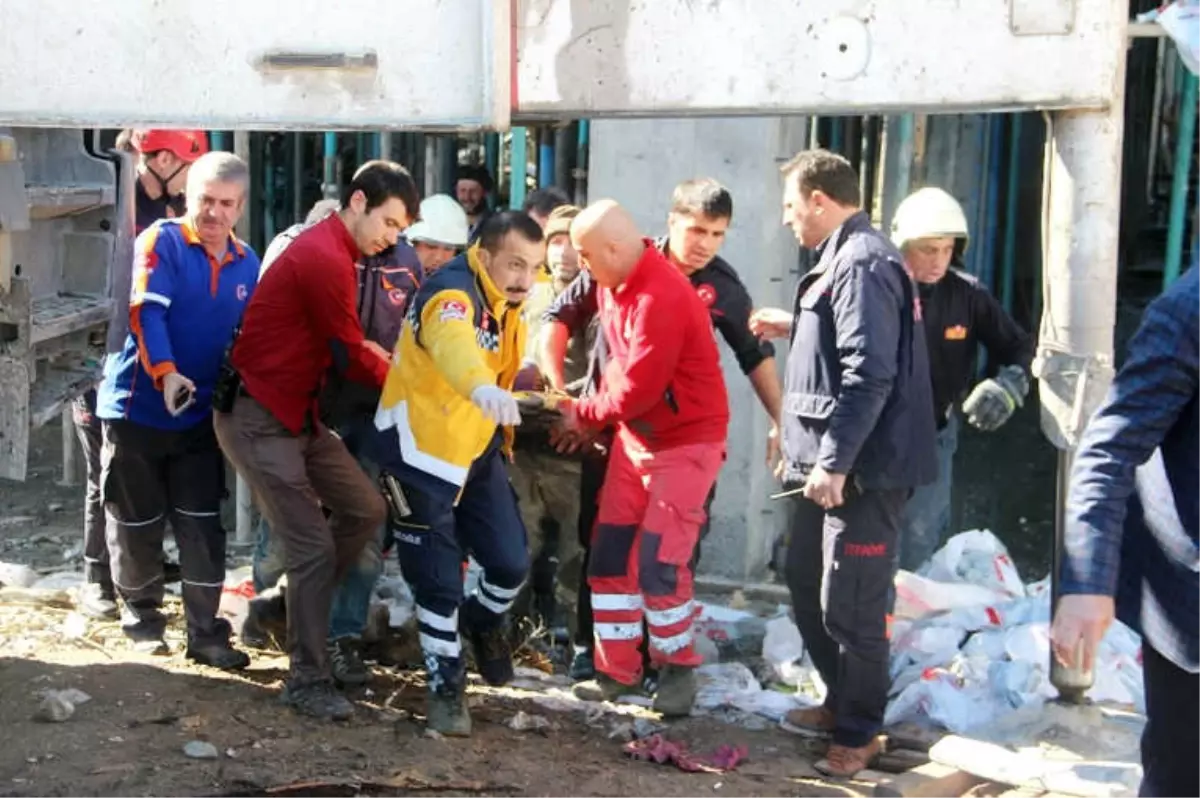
588, 116, 809, 581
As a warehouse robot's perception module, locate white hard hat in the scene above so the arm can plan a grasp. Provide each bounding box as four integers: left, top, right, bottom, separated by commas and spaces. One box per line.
891, 187, 970, 253
406, 194, 469, 248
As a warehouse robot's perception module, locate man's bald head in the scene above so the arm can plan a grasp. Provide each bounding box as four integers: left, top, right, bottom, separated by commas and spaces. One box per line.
570, 199, 646, 288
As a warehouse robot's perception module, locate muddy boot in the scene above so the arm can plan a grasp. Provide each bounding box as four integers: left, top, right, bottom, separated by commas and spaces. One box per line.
569, 646, 596, 681
780, 705, 836, 737
465, 622, 514, 686
572, 673, 643, 702
426, 654, 471, 736
187, 641, 251, 671
280, 679, 354, 721
79, 582, 118, 621
813, 737, 884, 778
652, 664, 697, 718
328, 637, 370, 686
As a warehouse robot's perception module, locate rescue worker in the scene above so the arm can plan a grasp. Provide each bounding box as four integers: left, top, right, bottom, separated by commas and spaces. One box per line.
509, 205, 590, 632
214, 160, 417, 721
373, 211, 544, 736
96, 151, 259, 667
558, 200, 730, 717
242, 195, 424, 686
406, 193, 469, 274
74, 129, 207, 619
455, 164, 495, 244
749, 149, 936, 777
540, 178, 782, 680
522, 186, 572, 230
890, 187, 1034, 571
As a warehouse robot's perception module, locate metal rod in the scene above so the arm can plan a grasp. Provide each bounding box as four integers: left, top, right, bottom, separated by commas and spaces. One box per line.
292, 133, 304, 221
538, 127, 555, 188
378, 131, 393, 161
322, 132, 339, 200
573, 120, 590, 205
1146, 37, 1167, 205
510, 126, 528, 209
210, 131, 227, 151
1164, 68, 1198, 288
484, 132, 499, 185
57, 407, 76, 487
555, 124, 572, 192
1001, 114, 1023, 315
1049, 449, 1092, 701
424, 135, 438, 197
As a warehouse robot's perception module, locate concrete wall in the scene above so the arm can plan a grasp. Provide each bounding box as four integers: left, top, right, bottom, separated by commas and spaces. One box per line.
587, 116, 810, 580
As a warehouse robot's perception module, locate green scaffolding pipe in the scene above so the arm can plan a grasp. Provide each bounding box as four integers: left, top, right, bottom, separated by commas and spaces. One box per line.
1164, 68, 1198, 288
510, 127, 528, 210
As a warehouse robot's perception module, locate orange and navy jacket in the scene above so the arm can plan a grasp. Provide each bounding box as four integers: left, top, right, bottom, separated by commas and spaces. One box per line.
96, 219, 260, 430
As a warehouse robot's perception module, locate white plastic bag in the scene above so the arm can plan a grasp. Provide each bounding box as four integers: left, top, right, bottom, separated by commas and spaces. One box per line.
921, 529, 1025, 599
762, 614, 806, 684
893, 570, 1012, 620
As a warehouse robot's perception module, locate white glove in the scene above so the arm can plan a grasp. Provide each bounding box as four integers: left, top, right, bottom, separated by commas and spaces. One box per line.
470, 384, 522, 426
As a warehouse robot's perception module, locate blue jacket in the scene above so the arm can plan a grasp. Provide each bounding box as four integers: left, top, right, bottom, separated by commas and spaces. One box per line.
98, 219, 260, 430
1063, 265, 1199, 672
780, 211, 937, 490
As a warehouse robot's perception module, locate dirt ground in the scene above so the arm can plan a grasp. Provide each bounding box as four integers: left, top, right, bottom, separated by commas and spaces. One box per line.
0, 426, 894, 798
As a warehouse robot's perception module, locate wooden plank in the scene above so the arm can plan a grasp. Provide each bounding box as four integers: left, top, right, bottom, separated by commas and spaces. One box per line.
873, 763, 986, 798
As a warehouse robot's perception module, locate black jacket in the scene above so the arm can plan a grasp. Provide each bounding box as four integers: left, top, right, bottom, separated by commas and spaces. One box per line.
917, 268, 1034, 427
781, 212, 937, 490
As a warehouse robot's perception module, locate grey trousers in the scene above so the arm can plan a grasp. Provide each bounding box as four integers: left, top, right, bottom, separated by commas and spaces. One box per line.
101, 418, 227, 645
214, 395, 385, 686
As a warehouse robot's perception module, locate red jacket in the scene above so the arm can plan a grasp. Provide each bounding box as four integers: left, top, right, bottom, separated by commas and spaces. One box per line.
232, 214, 388, 434
577, 240, 729, 450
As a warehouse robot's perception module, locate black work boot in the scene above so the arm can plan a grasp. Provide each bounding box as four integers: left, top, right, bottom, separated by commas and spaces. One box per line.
425, 655, 471, 736
328, 637, 370, 686
187, 641, 251, 671
465, 619, 515, 686
280, 679, 354, 721
652, 664, 697, 718
241, 588, 287, 650
569, 646, 596, 681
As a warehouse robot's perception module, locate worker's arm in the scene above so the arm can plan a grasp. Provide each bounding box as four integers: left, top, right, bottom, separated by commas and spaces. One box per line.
818, 256, 902, 475
971, 282, 1034, 373
711, 275, 782, 421
576, 291, 686, 427
418, 290, 497, 399
748, 358, 783, 424
303, 258, 389, 389
537, 321, 571, 391
128, 225, 178, 388
1061, 275, 1199, 598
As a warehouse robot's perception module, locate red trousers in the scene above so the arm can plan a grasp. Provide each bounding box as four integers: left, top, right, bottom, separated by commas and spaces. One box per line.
588, 432, 725, 685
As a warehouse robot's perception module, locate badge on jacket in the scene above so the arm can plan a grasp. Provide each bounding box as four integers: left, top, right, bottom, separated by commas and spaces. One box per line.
438, 299, 468, 322
944, 324, 968, 340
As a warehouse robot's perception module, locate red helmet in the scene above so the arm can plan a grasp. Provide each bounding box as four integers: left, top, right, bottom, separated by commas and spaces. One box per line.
130, 129, 209, 163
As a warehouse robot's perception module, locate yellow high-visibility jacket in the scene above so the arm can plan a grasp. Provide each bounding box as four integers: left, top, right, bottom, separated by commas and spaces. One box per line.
375, 246, 525, 487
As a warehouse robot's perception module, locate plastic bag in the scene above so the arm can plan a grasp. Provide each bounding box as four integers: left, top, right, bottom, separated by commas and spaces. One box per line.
920, 529, 1025, 599
762, 615, 806, 684
894, 570, 1012, 620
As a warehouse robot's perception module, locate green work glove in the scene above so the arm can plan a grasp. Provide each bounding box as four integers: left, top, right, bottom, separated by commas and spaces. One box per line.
963, 364, 1029, 432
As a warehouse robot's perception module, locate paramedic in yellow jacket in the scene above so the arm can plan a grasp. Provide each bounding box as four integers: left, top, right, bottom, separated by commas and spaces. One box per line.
373, 211, 545, 737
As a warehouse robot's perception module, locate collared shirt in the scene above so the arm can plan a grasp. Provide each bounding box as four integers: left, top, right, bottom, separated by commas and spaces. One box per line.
97, 219, 260, 430
1062, 266, 1199, 672
232, 213, 389, 434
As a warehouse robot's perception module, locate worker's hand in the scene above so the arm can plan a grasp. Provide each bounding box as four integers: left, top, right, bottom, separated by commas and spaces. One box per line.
802, 466, 846, 510
748, 307, 794, 340
1050, 593, 1114, 675
513, 363, 545, 392
766, 422, 784, 480
962, 365, 1029, 431
162, 372, 197, 417
470, 384, 522, 426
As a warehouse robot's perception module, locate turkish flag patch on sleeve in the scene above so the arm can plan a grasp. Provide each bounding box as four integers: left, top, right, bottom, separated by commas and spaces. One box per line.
437, 299, 469, 322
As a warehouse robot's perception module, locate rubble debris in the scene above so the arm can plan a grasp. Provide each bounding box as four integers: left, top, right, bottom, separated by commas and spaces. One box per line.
61, 611, 88, 639
32, 691, 75, 722
182, 740, 220, 760
506, 710, 550, 731
622, 734, 749, 773
0, 562, 38, 589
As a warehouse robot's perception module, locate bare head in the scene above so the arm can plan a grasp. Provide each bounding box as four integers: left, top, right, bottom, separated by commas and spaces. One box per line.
476, 211, 546, 307
185, 152, 249, 249
666, 178, 732, 275
569, 200, 646, 288
779, 149, 861, 249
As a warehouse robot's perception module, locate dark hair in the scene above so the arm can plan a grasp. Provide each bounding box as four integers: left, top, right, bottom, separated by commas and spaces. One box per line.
671, 178, 733, 221
522, 186, 571, 217
780, 149, 861, 207
343, 160, 420, 217
456, 163, 494, 194
478, 210, 545, 253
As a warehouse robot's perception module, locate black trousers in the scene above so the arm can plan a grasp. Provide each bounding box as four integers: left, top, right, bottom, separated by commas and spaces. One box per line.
1140, 642, 1199, 797
71, 390, 108, 588
785, 487, 908, 748
102, 419, 228, 645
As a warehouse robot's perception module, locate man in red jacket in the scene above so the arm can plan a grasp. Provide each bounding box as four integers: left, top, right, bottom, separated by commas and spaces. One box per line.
558, 200, 729, 716
214, 160, 419, 721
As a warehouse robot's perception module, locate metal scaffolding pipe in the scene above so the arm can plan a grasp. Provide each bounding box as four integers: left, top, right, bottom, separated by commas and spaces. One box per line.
322, 132, 339, 200
1001, 114, 1024, 316
57, 407, 76, 487
1038, 43, 1127, 698
1164, 68, 1198, 287
510, 127, 528, 209
538, 127, 555, 188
